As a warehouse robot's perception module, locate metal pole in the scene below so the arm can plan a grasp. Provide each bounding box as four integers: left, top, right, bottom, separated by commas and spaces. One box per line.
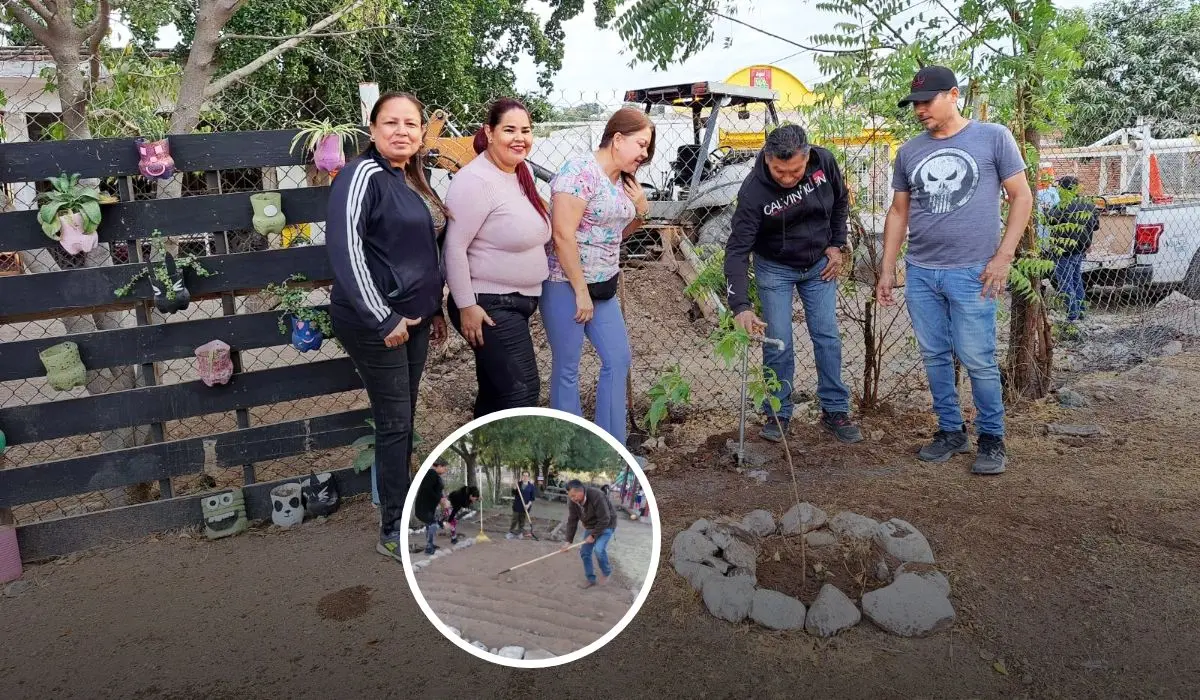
738, 340, 749, 466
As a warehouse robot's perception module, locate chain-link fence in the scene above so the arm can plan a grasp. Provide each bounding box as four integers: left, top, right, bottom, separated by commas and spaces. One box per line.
2, 47, 1198, 527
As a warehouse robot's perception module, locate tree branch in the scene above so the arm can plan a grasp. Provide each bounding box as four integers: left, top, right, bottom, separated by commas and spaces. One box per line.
221, 24, 428, 42
1, 0, 54, 45
933, 0, 1006, 56
204, 0, 367, 99
87, 0, 109, 88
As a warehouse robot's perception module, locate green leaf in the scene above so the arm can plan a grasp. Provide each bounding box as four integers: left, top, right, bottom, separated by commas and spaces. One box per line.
352, 449, 375, 473
350, 434, 375, 450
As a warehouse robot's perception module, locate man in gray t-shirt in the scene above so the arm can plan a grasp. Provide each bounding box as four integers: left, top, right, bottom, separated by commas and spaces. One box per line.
876, 65, 1033, 476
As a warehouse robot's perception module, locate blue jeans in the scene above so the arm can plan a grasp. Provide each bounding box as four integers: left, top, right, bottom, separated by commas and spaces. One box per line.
425, 522, 437, 551
1052, 254, 1085, 321
580, 528, 615, 582
540, 280, 632, 446
904, 262, 1004, 437
754, 255, 851, 420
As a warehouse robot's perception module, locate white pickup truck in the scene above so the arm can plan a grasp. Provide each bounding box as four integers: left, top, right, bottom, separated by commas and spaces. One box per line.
1082, 200, 1200, 300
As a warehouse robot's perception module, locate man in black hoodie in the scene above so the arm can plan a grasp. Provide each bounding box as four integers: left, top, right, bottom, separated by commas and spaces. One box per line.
724, 124, 863, 444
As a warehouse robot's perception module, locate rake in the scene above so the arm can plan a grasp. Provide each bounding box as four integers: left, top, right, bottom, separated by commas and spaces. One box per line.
736, 333, 786, 468
515, 481, 539, 541
492, 541, 584, 578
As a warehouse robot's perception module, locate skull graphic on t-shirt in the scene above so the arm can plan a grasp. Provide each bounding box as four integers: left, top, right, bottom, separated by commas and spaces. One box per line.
911, 147, 980, 214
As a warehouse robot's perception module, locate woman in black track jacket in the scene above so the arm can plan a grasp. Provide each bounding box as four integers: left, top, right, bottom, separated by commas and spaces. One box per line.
325, 91, 449, 562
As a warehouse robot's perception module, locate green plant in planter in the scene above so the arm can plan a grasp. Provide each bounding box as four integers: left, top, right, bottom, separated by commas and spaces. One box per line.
114, 230, 214, 313
290, 120, 362, 173
36, 174, 109, 253
265, 273, 336, 352
351, 419, 376, 473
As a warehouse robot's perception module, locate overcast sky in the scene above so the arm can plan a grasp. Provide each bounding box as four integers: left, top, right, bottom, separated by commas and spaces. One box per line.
511, 0, 1101, 101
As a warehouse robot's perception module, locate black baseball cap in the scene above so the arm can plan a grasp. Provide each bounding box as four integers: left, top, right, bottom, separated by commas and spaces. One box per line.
898, 66, 959, 107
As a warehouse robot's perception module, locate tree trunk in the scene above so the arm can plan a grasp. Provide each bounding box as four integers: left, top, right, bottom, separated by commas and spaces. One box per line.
1003, 85, 1054, 399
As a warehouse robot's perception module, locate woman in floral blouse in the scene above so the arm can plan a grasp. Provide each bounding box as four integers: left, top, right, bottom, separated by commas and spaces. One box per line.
541, 107, 654, 447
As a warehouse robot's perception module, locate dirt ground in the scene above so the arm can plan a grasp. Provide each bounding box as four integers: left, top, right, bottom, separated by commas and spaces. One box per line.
414, 537, 637, 657
2, 355, 1200, 698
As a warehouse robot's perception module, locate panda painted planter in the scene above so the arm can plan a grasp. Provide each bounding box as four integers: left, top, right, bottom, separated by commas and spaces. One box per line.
202, 488, 248, 540
270, 482, 305, 528
290, 316, 324, 352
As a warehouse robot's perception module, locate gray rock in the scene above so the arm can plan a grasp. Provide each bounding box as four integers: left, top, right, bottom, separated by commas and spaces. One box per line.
781, 503, 828, 535
1056, 388, 1089, 408
804, 530, 838, 548
828, 511, 880, 540
672, 530, 719, 563
875, 518, 936, 564
742, 509, 777, 537
1045, 423, 1102, 438
498, 646, 525, 659
862, 573, 956, 637
702, 556, 732, 574
471, 641, 488, 651
720, 539, 759, 571
688, 519, 711, 534
1161, 340, 1184, 357
750, 589, 807, 631
702, 576, 756, 623
446, 626, 462, 638
895, 562, 950, 597
874, 560, 891, 582
523, 649, 556, 660
706, 522, 755, 550
726, 566, 757, 586
746, 469, 769, 483
672, 559, 722, 591
805, 584, 862, 637
3, 580, 32, 597
490, 648, 498, 655
726, 439, 775, 468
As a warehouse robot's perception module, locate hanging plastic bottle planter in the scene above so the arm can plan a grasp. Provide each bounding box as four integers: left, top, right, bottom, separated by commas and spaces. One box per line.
289, 120, 360, 174
114, 230, 214, 315
36, 173, 106, 256
250, 192, 287, 237
135, 137, 176, 181
39, 341, 87, 392
265, 274, 335, 354
194, 339, 233, 387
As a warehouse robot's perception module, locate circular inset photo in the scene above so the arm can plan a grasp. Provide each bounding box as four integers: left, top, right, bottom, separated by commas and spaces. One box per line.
400, 407, 660, 668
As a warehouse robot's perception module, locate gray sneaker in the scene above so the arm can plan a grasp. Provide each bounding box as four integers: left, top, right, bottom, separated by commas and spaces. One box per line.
376, 531, 403, 562
972, 434, 1007, 475
917, 428, 970, 462
759, 418, 790, 443
821, 411, 864, 444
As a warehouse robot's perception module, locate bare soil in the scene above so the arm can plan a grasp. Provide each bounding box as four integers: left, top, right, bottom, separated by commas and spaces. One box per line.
415, 537, 636, 656
755, 535, 896, 604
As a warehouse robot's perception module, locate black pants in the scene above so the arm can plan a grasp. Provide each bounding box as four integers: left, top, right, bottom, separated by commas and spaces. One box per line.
447, 292, 540, 418
334, 316, 430, 536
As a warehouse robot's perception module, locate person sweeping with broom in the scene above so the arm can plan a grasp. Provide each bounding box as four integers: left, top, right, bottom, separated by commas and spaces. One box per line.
559, 479, 618, 589
508, 471, 538, 540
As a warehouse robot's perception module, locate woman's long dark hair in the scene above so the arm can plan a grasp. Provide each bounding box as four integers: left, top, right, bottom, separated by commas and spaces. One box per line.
364, 91, 451, 222
471, 97, 550, 223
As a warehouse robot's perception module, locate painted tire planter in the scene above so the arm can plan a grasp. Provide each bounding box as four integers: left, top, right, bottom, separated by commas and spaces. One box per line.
290, 316, 324, 352
194, 339, 233, 387
57, 212, 99, 255
313, 133, 346, 173
39, 341, 87, 391
150, 253, 192, 314
0, 428, 7, 457
136, 137, 176, 181
250, 192, 286, 237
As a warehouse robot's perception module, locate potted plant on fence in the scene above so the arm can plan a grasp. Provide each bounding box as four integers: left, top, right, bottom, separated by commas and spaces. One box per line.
114, 230, 214, 314
134, 109, 175, 181
36, 174, 109, 255
289, 120, 362, 173
265, 273, 335, 352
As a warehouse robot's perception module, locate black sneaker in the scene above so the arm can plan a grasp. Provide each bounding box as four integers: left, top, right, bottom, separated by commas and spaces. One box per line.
821, 411, 864, 444
917, 427, 970, 462
759, 417, 789, 442
972, 434, 1007, 475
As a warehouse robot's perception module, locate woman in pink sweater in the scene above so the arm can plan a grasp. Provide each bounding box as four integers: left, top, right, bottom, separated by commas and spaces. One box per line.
442, 98, 552, 417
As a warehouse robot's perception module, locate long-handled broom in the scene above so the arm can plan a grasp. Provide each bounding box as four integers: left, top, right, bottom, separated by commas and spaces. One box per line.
474, 462, 491, 543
